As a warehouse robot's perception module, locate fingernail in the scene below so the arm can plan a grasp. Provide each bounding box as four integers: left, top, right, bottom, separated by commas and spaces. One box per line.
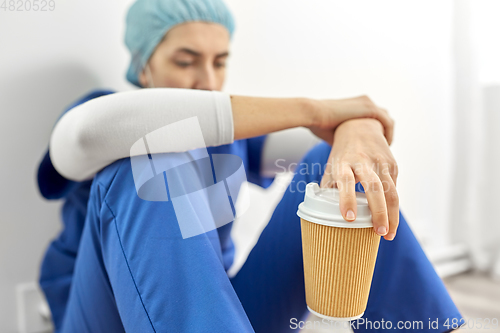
346, 210, 355, 221
386, 233, 395, 240
377, 226, 387, 235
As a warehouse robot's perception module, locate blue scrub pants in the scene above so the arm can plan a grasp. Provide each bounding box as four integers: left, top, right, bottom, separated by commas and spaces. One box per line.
60, 142, 462, 332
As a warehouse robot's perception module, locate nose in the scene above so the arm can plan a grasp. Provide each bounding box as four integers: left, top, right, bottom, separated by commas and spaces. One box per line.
194, 64, 218, 91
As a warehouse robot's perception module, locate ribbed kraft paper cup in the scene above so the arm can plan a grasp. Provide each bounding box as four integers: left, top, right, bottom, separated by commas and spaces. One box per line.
297, 183, 381, 321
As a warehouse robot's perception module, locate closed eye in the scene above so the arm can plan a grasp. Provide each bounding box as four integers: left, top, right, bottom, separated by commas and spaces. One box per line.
175, 61, 193, 68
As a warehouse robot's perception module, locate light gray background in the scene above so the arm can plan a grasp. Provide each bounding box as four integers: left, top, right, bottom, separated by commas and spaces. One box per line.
1, 0, 499, 332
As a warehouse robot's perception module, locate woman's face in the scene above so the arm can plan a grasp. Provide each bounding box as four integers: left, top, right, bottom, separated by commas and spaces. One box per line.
139, 22, 230, 91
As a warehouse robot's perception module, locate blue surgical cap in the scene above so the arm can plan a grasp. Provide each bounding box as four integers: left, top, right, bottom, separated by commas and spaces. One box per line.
125, 0, 235, 87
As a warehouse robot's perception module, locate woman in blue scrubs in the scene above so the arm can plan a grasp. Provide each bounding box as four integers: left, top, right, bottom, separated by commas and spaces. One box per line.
37, 0, 463, 331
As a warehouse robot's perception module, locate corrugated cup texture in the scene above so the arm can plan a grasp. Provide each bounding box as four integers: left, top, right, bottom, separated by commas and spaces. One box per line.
300, 218, 380, 319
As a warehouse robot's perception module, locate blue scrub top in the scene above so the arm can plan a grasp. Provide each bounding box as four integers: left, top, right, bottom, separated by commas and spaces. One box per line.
36, 89, 274, 330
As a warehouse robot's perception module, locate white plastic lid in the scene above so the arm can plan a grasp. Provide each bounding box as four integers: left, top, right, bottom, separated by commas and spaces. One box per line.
296, 183, 373, 228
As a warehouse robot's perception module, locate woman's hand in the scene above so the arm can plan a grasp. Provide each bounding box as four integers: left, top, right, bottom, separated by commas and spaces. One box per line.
309, 95, 394, 146
320, 118, 399, 241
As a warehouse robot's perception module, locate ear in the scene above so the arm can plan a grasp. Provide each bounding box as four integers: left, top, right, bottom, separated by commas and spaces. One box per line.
138, 69, 147, 88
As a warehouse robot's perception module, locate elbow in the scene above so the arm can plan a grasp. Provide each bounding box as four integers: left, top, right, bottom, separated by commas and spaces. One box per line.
49, 112, 92, 182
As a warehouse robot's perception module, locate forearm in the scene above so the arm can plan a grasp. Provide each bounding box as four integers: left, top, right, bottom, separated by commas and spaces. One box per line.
50, 88, 389, 182
51, 90, 318, 181
231, 95, 316, 140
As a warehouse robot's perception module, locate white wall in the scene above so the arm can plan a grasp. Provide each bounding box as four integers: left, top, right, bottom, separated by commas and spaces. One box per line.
449, 0, 500, 271
471, 0, 500, 85
0, 1, 135, 331
0, 1, 457, 331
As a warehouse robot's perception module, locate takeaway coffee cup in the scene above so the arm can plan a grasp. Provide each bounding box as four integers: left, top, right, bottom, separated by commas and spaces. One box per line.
297, 182, 380, 321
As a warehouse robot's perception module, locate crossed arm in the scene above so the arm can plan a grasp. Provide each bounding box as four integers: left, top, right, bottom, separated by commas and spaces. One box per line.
49, 88, 398, 240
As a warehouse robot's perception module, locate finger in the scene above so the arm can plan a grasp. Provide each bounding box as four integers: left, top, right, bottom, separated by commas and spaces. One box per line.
320, 172, 334, 188
320, 156, 335, 188
336, 164, 357, 222
390, 161, 398, 187
380, 174, 399, 240
354, 167, 388, 236
381, 160, 398, 188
